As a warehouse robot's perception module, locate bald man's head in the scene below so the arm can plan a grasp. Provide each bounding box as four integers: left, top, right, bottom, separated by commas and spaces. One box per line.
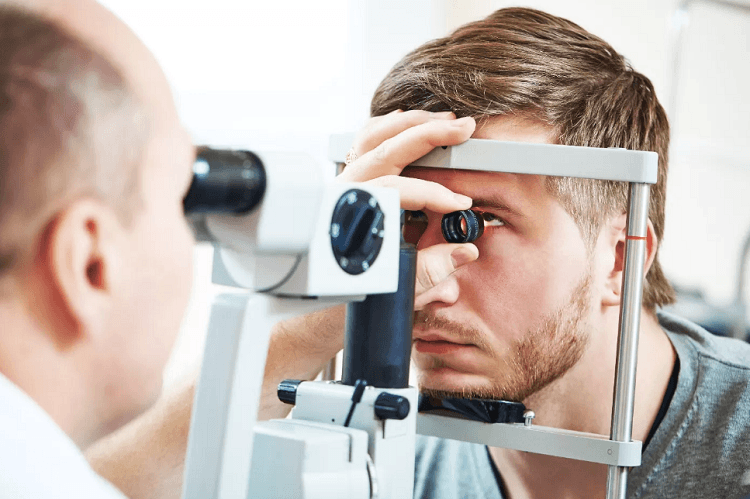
0, 4, 150, 285
0, 2, 195, 442
8, 0, 176, 121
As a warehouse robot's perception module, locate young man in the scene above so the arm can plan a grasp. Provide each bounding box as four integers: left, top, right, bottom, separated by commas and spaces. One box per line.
351, 8, 750, 499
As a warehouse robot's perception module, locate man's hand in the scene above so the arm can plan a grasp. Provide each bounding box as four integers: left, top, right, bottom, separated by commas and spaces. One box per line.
341, 109, 480, 310
414, 242, 478, 310
340, 110, 475, 213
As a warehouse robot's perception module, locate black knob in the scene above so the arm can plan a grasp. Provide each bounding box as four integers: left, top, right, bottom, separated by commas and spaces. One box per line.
277, 379, 303, 405
441, 210, 484, 243
330, 189, 385, 275
374, 392, 411, 420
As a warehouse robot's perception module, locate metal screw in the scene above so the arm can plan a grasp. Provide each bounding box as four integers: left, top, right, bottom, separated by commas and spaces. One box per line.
523, 410, 535, 427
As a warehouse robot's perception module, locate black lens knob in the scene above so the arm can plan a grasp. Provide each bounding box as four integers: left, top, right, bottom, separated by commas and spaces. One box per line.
441, 210, 484, 243
330, 189, 385, 275
374, 392, 411, 420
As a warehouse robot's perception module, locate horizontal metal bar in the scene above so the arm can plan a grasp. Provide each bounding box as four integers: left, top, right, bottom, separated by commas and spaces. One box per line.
417, 413, 642, 467
330, 133, 658, 184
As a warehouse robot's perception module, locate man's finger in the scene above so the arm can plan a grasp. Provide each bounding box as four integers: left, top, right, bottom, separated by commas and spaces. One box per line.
353, 109, 456, 156
366, 175, 472, 213
340, 117, 476, 182
414, 243, 479, 296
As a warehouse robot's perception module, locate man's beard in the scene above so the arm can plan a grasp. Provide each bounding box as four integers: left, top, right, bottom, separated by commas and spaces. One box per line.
414, 272, 592, 403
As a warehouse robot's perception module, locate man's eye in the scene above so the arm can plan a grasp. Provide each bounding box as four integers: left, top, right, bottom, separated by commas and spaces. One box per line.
479, 211, 506, 227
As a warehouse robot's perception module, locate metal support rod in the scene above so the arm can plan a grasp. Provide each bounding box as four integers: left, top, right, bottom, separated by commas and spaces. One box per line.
418, 414, 642, 467
606, 182, 651, 499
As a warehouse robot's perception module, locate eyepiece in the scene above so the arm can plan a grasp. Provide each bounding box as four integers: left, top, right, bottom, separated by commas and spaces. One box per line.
441, 210, 484, 243
183, 147, 266, 215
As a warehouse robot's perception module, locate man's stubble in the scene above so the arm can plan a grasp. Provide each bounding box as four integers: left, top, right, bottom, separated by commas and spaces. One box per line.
414, 271, 592, 402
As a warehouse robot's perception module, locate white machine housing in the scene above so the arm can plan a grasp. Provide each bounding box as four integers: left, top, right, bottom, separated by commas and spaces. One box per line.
204, 151, 400, 297
181, 150, 402, 499
250, 382, 419, 499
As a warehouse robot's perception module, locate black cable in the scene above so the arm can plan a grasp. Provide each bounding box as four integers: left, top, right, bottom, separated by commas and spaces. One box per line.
343, 379, 368, 427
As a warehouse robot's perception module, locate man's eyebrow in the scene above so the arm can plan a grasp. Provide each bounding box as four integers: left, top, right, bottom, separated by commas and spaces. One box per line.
471, 196, 526, 219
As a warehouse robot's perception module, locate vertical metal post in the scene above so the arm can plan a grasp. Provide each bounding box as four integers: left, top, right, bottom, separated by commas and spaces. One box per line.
606, 182, 651, 499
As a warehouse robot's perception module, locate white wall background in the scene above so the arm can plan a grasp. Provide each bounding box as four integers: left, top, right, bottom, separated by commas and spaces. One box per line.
96, 0, 750, 388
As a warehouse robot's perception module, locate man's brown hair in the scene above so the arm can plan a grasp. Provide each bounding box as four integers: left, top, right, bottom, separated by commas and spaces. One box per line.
0, 5, 149, 286
371, 7, 675, 311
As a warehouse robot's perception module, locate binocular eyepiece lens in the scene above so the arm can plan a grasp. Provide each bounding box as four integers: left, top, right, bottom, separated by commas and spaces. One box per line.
183, 147, 266, 215
441, 210, 484, 244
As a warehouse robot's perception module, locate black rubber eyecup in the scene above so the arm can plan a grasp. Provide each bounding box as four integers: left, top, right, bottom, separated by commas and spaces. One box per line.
441, 210, 484, 243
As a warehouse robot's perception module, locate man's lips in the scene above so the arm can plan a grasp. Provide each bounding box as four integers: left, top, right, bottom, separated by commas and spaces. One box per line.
413, 333, 475, 355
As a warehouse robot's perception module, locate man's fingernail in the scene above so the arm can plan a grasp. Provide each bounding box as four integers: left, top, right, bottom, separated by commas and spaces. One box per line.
434, 111, 456, 118
454, 193, 472, 206
451, 247, 476, 267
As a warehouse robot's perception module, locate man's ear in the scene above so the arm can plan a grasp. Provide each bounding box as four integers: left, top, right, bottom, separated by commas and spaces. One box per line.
602, 212, 658, 307
39, 199, 126, 343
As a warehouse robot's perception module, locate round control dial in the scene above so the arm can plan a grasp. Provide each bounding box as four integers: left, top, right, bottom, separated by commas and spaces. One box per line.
330, 189, 385, 275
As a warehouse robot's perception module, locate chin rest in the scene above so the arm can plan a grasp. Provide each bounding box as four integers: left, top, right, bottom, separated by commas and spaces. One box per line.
418, 395, 526, 424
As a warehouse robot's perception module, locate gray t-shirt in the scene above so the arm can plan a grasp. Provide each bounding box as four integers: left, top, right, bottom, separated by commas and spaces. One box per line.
414, 311, 750, 498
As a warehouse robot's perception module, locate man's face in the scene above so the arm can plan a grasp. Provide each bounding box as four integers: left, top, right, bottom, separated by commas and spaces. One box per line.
406, 116, 595, 402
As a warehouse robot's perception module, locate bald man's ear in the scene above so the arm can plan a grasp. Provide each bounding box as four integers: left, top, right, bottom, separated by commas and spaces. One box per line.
601, 213, 658, 308
42, 199, 125, 340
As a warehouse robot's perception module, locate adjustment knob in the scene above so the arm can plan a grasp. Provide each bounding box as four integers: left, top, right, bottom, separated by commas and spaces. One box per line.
277, 379, 303, 405
374, 392, 411, 420
330, 189, 385, 275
